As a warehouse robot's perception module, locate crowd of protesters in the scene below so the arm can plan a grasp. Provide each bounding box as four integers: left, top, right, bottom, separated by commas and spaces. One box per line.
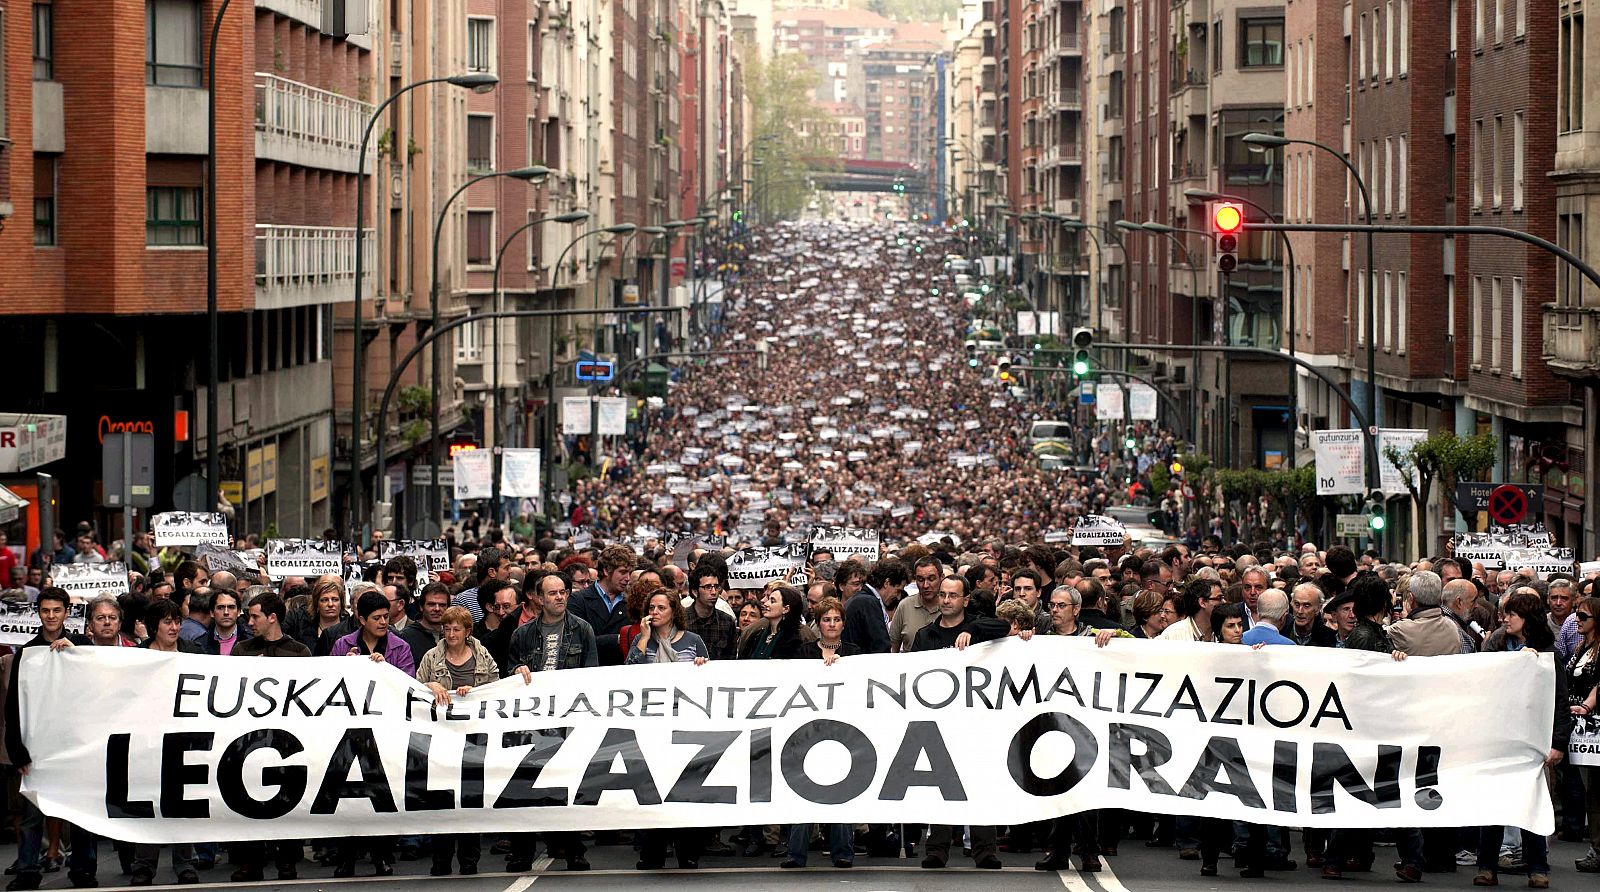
0, 221, 1596, 888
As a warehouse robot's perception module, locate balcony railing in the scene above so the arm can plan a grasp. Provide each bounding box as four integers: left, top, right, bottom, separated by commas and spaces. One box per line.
255, 225, 375, 292
1542, 304, 1600, 373
254, 73, 376, 173
1047, 90, 1082, 112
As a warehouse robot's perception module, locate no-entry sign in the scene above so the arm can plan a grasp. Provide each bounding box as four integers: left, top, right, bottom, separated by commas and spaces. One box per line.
1488, 484, 1531, 525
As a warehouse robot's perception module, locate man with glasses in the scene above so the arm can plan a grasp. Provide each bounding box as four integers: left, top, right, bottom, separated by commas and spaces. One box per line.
684, 566, 739, 660
471, 578, 519, 670
1159, 578, 1222, 642
890, 556, 944, 652
505, 571, 596, 872
1139, 558, 1173, 598
1239, 567, 1269, 629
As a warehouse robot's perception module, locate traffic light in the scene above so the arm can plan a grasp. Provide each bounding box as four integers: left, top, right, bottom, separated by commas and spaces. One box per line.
1071, 327, 1094, 376
732, 210, 744, 224
1213, 202, 1243, 273
964, 339, 979, 368
1124, 436, 1137, 450
1366, 490, 1387, 532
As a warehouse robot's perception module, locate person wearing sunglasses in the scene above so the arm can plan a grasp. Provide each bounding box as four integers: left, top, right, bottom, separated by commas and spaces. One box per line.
1566, 597, 1600, 870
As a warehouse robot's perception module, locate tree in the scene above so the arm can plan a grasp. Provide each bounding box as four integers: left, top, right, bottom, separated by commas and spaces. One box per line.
1383, 432, 1496, 550
742, 51, 839, 221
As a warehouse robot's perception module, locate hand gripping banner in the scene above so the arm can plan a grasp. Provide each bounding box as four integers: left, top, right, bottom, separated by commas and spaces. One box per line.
17, 640, 1555, 843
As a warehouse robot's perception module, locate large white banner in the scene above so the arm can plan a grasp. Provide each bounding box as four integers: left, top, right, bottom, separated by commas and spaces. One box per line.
595, 398, 628, 436
499, 448, 542, 499
452, 451, 493, 501
16, 642, 1555, 843
1072, 514, 1126, 546
1312, 430, 1366, 495
151, 512, 230, 548
725, 543, 809, 589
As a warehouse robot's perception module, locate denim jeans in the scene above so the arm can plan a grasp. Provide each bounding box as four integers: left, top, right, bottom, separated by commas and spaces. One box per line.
17, 798, 96, 878
785, 824, 853, 866
1326, 827, 1425, 871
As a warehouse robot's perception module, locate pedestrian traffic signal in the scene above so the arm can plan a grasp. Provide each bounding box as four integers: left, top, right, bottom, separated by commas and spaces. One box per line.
1071, 327, 1094, 376
1124, 436, 1137, 450
1366, 490, 1387, 532
1212, 202, 1243, 273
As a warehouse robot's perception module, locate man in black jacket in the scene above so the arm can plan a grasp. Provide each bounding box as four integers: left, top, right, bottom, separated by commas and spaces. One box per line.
842, 558, 908, 655
567, 544, 635, 665
5, 588, 95, 891
913, 574, 1008, 870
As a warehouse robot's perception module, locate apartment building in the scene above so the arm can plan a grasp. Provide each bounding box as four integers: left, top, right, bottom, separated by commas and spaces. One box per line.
1549, 0, 1600, 555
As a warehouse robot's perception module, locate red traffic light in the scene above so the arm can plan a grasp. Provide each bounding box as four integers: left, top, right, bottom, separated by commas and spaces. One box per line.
1213, 202, 1244, 234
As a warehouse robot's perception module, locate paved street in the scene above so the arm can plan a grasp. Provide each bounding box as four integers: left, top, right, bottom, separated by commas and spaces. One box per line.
4, 834, 1594, 892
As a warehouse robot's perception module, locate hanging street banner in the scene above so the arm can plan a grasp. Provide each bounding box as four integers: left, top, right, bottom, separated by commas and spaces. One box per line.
1094, 384, 1125, 421
725, 543, 809, 589
48, 562, 129, 598
1377, 429, 1429, 494
15, 641, 1555, 843
1312, 430, 1366, 495
452, 451, 493, 501
265, 539, 345, 579
151, 512, 230, 549
562, 397, 593, 436
499, 449, 543, 500
377, 539, 450, 575
595, 398, 628, 436
807, 526, 881, 561
1127, 384, 1158, 422
1071, 514, 1127, 546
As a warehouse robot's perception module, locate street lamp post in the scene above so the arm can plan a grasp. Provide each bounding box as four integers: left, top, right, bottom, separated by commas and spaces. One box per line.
1243, 132, 1378, 493
486, 210, 592, 524
542, 223, 637, 513
204, 0, 235, 515
350, 71, 498, 539
425, 166, 550, 531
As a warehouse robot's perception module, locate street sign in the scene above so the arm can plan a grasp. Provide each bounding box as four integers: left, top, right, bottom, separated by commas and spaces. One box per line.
1488, 484, 1531, 526
1336, 514, 1369, 537
102, 432, 155, 508
1456, 482, 1542, 516
576, 360, 615, 382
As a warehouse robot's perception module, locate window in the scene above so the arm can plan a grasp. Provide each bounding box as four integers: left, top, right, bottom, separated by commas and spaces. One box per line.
1560, 11, 1584, 132
1382, 137, 1393, 215
1308, 35, 1315, 100
467, 17, 494, 73
1240, 17, 1284, 67
1512, 111, 1525, 210
32, 3, 51, 80
1371, 12, 1380, 81
146, 0, 201, 86
466, 210, 493, 266
1490, 276, 1502, 370
1558, 211, 1587, 307
1470, 277, 1482, 365
1357, 270, 1367, 344
1492, 115, 1502, 209
1213, 20, 1223, 72
467, 114, 493, 172
1397, 272, 1408, 353
1384, 1, 1394, 79
33, 155, 55, 246
1358, 14, 1368, 82
1472, 118, 1483, 209
1397, 136, 1408, 214
1517, 0, 1526, 36
456, 310, 482, 361
1474, 0, 1484, 47
1450, 0, 1459, 55
1494, 0, 1504, 43
0, 11, 5, 139
1511, 277, 1523, 376
146, 187, 202, 245
1383, 272, 1393, 350
1398, 0, 1409, 73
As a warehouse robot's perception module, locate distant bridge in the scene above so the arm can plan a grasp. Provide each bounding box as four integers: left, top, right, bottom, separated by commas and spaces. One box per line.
805, 158, 928, 193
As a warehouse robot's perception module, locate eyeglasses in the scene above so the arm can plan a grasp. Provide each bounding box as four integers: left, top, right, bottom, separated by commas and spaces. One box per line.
1048, 602, 1072, 610
1579, 612, 1594, 622
696, 583, 722, 592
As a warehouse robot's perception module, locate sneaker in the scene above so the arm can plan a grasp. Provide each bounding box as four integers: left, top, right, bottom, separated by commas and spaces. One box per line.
129, 870, 154, 888
1499, 853, 1527, 872
1528, 873, 1549, 889
1577, 853, 1600, 873
1473, 869, 1499, 886
176, 869, 200, 885
1458, 850, 1479, 867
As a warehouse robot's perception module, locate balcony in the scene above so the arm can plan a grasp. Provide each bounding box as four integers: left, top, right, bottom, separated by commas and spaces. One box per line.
1543, 304, 1600, 376
255, 225, 376, 310
1053, 197, 1080, 217
1047, 90, 1082, 113
1054, 31, 1082, 56
257, 0, 374, 49
255, 73, 376, 174
1039, 143, 1083, 168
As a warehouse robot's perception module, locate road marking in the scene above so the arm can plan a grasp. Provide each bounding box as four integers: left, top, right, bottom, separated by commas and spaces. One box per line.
1056, 859, 1092, 892
1097, 858, 1132, 892
501, 873, 539, 892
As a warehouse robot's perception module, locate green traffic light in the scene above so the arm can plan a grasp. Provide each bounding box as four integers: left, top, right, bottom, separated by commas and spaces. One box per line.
931, 287, 941, 295
968, 358, 980, 368
1369, 514, 1386, 531
1124, 437, 1137, 450
1073, 360, 1090, 375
